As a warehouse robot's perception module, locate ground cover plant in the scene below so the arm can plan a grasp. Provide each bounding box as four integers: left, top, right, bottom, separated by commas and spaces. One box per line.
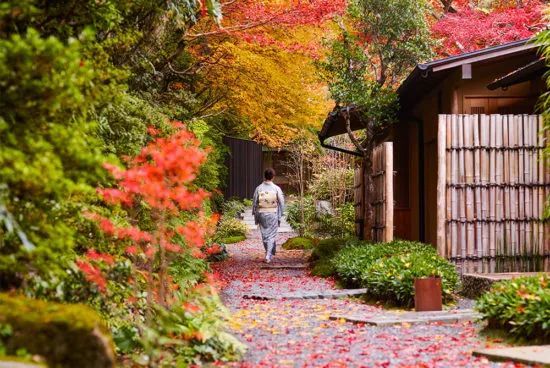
332, 240, 460, 307
309, 238, 347, 277
476, 274, 550, 342
281, 237, 318, 250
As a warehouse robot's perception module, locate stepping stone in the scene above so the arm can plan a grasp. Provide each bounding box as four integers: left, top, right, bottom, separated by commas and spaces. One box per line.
473, 345, 550, 367
243, 288, 368, 300
0, 362, 45, 368
260, 264, 308, 270
462, 272, 548, 299
330, 309, 480, 326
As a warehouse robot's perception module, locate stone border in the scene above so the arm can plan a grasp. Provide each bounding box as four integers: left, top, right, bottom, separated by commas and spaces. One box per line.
330, 309, 480, 326
243, 288, 368, 300
473, 345, 550, 367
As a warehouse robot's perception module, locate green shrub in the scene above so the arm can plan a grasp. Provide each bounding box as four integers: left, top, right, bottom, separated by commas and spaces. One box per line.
332, 241, 460, 306
221, 199, 246, 219
215, 217, 247, 241
310, 238, 346, 277
476, 274, 550, 341
218, 235, 246, 245
0, 293, 115, 368
286, 197, 317, 237
282, 237, 317, 250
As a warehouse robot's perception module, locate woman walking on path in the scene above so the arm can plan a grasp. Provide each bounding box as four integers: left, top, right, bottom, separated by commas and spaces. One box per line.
252, 168, 285, 263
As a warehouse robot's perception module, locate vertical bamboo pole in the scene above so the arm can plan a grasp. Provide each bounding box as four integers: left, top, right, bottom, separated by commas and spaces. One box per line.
384, 142, 394, 242
480, 115, 490, 268
458, 115, 467, 260
508, 115, 518, 256
523, 115, 534, 255
451, 115, 459, 260
489, 115, 496, 269
473, 115, 483, 264
465, 115, 475, 259
495, 115, 504, 259
538, 115, 545, 257
446, 116, 453, 258
501, 115, 510, 257
437, 115, 447, 257
518, 115, 525, 257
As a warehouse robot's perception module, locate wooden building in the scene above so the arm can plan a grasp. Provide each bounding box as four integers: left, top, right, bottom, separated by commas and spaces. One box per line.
223, 137, 301, 199
319, 39, 549, 272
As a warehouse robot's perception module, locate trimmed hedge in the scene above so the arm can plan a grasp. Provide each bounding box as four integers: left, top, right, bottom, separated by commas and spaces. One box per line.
332, 241, 460, 307
281, 237, 317, 250
476, 274, 550, 341
0, 293, 116, 368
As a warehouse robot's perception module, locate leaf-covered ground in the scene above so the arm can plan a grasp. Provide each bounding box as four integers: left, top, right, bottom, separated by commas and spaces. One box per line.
212, 231, 528, 368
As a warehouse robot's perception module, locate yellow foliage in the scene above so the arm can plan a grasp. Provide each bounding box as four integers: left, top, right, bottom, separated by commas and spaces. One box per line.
204, 40, 331, 148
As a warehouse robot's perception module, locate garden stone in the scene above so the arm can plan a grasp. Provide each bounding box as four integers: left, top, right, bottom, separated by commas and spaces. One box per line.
473, 345, 550, 366
461, 272, 548, 299
330, 309, 480, 326
315, 200, 333, 215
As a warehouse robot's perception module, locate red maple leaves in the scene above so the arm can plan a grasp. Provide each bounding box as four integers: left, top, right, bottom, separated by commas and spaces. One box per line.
432, 0, 545, 55
77, 122, 215, 299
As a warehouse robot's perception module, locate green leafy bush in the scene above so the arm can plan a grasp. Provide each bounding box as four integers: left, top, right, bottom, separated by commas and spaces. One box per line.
215, 217, 248, 241
221, 199, 246, 219
476, 274, 550, 341
0, 294, 115, 368
282, 237, 317, 250
333, 241, 460, 306
287, 197, 355, 238
286, 197, 317, 237
310, 238, 346, 277
308, 168, 354, 204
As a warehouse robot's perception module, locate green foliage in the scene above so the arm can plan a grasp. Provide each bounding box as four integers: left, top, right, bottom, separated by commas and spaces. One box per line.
319, 0, 434, 127
221, 199, 246, 219
0, 293, 115, 368
281, 237, 317, 250
287, 198, 355, 239
218, 235, 246, 245
310, 238, 347, 277
476, 274, 550, 341
286, 197, 317, 238
308, 168, 354, 204
333, 241, 460, 307
533, 24, 550, 218
215, 217, 248, 241
0, 28, 111, 285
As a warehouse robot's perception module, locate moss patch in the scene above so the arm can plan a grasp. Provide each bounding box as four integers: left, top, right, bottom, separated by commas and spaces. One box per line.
281, 237, 317, 250
0, 293, 116, 368
309, 238, 346, 277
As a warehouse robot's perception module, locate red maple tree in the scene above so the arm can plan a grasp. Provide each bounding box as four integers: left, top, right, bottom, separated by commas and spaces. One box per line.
432, 0, 545, 56
78, 122, 216, 306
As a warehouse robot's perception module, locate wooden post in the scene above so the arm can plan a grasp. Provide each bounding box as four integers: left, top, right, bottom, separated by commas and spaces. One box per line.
384, 142, 394, 242
437, 115, 447, 257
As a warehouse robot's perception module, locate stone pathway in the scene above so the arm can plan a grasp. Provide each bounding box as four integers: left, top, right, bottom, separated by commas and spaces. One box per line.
212, 231, 530, 368
241, 208, 293, 233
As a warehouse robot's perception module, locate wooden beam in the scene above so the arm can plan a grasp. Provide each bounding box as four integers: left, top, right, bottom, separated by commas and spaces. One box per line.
437, 115, 447, 256
384, 142, 394, 242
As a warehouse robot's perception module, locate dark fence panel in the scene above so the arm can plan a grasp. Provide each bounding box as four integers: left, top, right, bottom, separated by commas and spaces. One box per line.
223, 137, 263, 199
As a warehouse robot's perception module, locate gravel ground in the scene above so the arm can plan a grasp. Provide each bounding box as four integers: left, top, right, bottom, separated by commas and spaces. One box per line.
212, 231, 528, 368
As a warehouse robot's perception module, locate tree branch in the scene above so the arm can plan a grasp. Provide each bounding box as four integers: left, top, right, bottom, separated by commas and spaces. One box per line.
343, 107, 367, 155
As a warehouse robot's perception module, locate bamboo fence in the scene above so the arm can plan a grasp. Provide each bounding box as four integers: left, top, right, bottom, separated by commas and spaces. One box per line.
371, 142, 394, 242
438, 114, 549, 273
